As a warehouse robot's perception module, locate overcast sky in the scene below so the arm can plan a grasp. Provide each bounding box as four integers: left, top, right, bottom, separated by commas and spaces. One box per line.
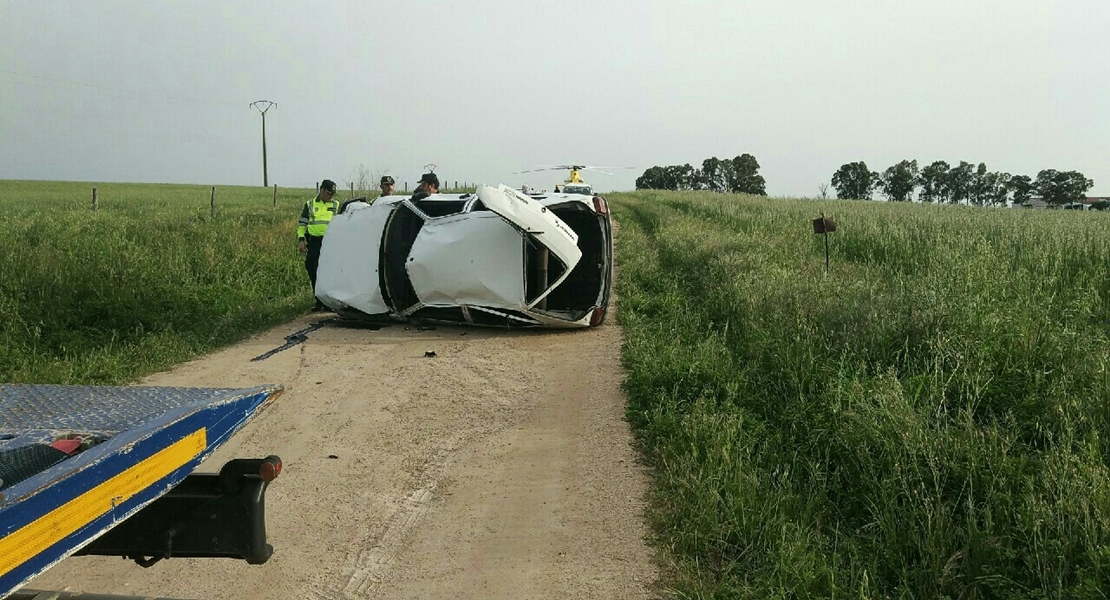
2, 0, 1107, 195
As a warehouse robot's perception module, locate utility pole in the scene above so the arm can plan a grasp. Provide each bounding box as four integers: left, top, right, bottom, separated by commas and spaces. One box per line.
249, 101, 277, 187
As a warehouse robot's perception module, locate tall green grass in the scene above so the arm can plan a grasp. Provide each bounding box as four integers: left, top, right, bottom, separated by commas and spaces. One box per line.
0, 180, 318, 384
611, 191, 1110, 598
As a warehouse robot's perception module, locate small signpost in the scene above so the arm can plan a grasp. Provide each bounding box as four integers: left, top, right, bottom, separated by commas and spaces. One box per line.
812, 213, 837, 274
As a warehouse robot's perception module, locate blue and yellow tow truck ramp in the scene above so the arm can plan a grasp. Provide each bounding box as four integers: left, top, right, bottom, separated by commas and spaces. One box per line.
0, 384, 283, 599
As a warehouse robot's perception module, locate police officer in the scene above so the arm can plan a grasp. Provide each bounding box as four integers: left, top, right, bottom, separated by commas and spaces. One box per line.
297, 179, 339, 311
411, 172, 439, 201
379, 175, 396, 198
338, 174, 400, 214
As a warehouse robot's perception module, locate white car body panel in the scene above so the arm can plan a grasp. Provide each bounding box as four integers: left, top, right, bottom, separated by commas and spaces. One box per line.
314, 201, 393, 315
407, 214, 525, 308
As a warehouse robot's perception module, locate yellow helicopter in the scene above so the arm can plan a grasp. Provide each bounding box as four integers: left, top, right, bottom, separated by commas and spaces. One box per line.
514, 164, 635, 195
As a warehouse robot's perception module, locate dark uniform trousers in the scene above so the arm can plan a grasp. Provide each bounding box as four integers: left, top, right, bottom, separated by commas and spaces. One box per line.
304, 235, 324, 294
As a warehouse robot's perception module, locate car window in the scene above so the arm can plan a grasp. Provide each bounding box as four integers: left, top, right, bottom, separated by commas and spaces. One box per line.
524, 238, 568, 304
411, 199, 468, 218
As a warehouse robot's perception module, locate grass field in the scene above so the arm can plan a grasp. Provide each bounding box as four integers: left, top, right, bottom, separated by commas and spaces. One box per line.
0, 179, 480, 385
0, 180, 321, 384
609, 191, 1110, 599
6, 180, 1110, 597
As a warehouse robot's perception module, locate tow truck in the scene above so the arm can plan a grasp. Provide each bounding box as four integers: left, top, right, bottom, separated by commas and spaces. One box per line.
0, 383, 284, 599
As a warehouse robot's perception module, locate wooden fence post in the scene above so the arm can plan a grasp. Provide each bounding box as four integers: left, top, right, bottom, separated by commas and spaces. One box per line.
92, 187, 98, 211
210, 186, 216, 218
350, 182, 355, 198
273, 183, 278, 207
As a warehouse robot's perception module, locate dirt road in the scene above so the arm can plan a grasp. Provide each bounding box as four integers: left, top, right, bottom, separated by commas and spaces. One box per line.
28, 314, 657, 599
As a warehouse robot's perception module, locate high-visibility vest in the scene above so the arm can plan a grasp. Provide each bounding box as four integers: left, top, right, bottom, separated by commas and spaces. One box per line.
297, 196, 339, 239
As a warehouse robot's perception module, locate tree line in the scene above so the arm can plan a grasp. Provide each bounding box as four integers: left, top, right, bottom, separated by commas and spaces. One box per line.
830, 160, 1095, 207
635, 154, 767, 195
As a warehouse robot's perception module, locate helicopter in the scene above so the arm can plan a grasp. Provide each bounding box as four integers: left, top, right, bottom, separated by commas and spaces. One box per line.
513, 164, 635, 195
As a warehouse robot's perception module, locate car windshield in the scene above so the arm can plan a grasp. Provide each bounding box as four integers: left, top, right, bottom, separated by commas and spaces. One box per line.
562, 185, 591, 195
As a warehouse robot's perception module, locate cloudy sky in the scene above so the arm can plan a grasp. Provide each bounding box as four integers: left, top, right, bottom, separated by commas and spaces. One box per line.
1, 0, 1107, 195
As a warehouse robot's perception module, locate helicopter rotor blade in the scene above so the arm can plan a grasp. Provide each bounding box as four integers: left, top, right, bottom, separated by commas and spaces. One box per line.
511, 164, 636, 178
515, 165, 633, 172
579, 166, 637, 177
511, 167, 564, 174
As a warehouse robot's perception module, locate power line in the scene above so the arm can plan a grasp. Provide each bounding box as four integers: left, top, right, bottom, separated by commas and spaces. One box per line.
0, 69, 243, 110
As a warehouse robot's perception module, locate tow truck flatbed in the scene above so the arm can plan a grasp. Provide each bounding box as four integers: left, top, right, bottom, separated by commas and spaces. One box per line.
0, 384, 283, 599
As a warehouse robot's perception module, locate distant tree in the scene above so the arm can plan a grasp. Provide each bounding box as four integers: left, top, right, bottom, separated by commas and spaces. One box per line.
966, 163, 1011, 206
665, 164, 698, 191
1035, 169, 1094, 206
699, 157, 727, 192
348, 164, 374, 197
637, 155, 765, 194
635, 166, 667, 190
729, 154, 767, 195
831, 162, 879, 200
879, 159, 919, 201
968, 163, 990, 206
918, 160, 951, 203
946, 161, 975, 205
981, 171, 1012, 206
636, 164, 698, 190
1092, 200, 1110, 211
1007, 174, 1034, 206
818, 183, 829, 199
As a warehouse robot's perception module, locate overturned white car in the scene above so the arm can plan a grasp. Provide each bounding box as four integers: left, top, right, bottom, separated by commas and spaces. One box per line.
314, 184, 613, 328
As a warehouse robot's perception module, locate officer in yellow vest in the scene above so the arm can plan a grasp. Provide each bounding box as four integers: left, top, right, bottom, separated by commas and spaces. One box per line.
297, 179, 340, 311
